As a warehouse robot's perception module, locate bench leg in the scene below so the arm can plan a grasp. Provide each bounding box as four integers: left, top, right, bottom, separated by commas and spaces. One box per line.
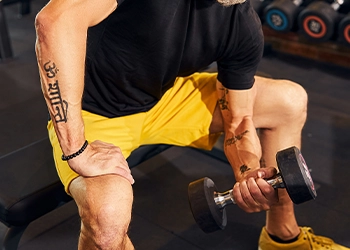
0, 1, 14, 60
0, 223, 27, 250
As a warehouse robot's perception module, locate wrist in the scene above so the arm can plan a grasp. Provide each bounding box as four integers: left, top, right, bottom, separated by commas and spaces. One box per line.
62, 140, 88, 161
58, 133, 86, 155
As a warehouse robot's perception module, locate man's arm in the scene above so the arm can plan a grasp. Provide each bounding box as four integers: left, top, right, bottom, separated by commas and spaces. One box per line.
35, 0, 133, 184
35, 0, 116, 154
216, 80, 277, 212
216, 80, 261, 178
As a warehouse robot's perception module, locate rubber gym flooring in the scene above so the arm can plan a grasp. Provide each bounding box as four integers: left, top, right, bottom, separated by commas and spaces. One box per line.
1, 0, 349, 249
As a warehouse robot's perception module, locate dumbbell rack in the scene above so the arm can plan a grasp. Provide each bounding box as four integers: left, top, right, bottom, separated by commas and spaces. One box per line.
262, 25, 350, 69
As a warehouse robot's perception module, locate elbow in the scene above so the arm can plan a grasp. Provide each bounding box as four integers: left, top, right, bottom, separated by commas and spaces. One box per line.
35, 9, 55, 46
35, 4, 71, 42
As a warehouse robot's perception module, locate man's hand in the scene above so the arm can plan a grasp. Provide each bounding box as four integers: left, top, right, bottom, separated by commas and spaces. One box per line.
232, 167, 278, 213
67, 140, 134, 185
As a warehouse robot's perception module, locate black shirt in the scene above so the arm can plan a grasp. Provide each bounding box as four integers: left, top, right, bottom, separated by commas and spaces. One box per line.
84, 0, 264, 118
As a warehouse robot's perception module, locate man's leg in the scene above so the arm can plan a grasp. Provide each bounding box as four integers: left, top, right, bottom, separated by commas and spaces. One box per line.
48, 111, 146, 250
210, 75, 306, 239
69, 174, 134, 250
252, 76, 306, 240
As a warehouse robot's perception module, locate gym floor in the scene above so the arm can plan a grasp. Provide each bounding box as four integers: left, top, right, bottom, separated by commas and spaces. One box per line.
1, 0, 349, 249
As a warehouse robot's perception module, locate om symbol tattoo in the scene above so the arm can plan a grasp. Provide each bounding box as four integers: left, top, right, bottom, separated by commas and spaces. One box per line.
44, 60, 59, 78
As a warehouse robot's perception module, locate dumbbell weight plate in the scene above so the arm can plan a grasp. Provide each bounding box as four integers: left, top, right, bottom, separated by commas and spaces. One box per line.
251, 0, 265, 16
188, 177, 227, 233
276, 146, 317, 204
298, 1, 338, 42
338, 14, 350, 46
264, 0, 299, 32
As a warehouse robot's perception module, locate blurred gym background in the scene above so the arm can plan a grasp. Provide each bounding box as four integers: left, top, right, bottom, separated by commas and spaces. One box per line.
0, 0, 349, 249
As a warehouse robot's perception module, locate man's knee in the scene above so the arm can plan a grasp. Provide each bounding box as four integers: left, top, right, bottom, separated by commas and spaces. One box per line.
71, 175, 133, 249
81, 202, 131, 248
279, 80, 308, 124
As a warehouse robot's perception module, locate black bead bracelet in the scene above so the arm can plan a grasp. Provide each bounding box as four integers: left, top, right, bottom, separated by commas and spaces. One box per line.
61, 140, 89, 161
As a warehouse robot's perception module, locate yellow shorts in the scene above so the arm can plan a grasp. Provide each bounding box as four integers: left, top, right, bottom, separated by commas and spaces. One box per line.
48, 72, 221, 193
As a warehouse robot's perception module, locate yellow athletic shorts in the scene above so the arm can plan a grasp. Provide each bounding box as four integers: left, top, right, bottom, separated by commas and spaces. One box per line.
48, 72, 222, 193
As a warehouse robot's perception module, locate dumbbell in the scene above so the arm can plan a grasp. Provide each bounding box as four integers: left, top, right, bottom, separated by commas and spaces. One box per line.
298, 0, 348, 42
338, 13, 350, 45
251, 0, 273, 19
263, 0, 309, 32
188, 146, 317, 233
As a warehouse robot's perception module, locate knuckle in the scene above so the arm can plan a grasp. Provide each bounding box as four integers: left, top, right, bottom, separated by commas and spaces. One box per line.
249, 187, 260, 197
241, 193, 250, 202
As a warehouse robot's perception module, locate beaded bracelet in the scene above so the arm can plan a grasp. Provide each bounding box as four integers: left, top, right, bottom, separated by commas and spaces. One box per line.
61, 140, 89, 161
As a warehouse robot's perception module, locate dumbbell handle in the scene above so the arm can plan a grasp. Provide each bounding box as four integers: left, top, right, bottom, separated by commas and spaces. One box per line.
214, 173, 284, 209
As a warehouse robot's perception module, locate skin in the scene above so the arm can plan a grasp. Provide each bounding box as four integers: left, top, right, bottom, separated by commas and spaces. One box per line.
211, 76, 308, 241
35, 0, 307, 248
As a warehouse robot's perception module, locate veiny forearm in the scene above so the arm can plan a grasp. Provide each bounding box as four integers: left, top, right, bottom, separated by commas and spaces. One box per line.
223, 117, 262, 181
35, 8, 87, 155
216, 81, 262, 181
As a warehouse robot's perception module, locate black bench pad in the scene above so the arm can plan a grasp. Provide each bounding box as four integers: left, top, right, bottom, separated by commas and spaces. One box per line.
0, 138, 70, 227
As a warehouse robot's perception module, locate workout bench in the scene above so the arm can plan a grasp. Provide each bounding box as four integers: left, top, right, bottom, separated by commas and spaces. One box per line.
0, 137, 170, 250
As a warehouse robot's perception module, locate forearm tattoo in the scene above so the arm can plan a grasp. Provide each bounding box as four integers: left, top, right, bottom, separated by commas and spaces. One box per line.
218, 87, 229, 110
240, 164, 251, 174
225, 130, 249, 147
260, 158, 267, 168
44, 61, 68, 123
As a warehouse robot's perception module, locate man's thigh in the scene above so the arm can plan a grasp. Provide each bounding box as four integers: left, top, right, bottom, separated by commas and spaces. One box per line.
141, 72, 222, 150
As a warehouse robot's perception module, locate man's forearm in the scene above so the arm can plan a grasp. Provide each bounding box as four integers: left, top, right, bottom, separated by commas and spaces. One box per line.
223, 118, 262, 181
35, 8, 87, 155
216, 81, 262, 181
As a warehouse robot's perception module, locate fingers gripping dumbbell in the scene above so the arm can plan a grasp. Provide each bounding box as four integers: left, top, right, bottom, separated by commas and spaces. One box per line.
188, 146, 317, 233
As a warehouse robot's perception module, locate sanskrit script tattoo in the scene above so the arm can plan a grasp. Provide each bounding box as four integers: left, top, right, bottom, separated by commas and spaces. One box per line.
218, 87, 229, 110
44, 60, 59, 78
225, 130, 249, 147
240, 164, 251, 174
44, 61, 68, 123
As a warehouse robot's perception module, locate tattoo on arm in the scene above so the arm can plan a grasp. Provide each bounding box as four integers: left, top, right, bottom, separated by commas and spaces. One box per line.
260, 158, 267, 168
240, 164, 251, 174
225, 130, 249, 146
44, 61, 68, 123
218, 87, 229, 110
44, 60, 59, 78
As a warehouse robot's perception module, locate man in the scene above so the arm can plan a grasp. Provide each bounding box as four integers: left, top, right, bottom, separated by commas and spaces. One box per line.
35, 0, 348, 249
